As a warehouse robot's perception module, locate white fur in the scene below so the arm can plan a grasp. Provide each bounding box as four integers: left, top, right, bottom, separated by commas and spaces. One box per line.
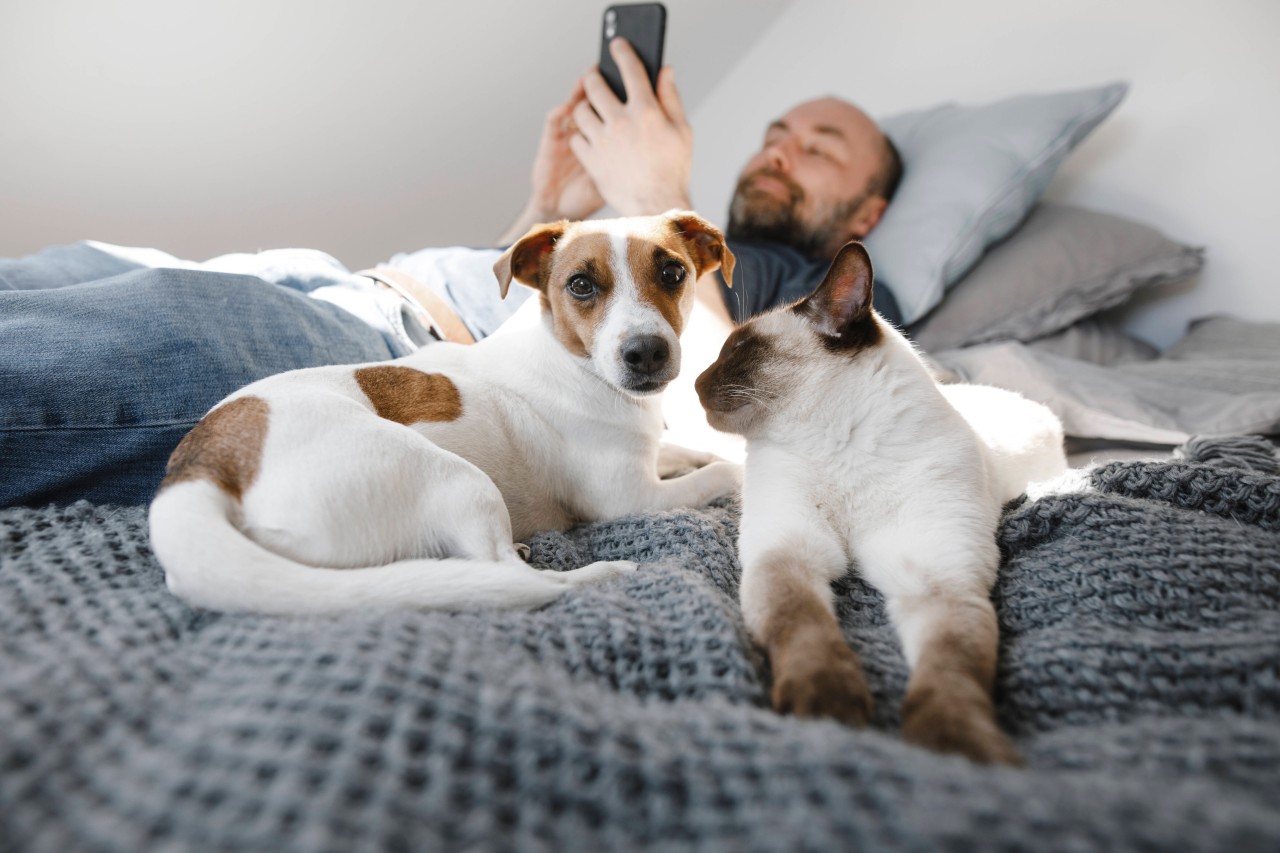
149, 215, 743, 616
590, 229, 682, 392
734, 312, 1066, 664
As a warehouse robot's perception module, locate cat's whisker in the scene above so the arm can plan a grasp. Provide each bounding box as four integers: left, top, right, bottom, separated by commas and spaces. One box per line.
723, 384, 779, 412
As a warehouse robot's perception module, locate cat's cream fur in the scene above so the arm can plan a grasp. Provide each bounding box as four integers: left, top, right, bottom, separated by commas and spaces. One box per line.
695, 242, 1066, 765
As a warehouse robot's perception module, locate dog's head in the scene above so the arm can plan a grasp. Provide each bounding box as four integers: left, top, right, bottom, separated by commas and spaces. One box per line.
494, 211, 734, 397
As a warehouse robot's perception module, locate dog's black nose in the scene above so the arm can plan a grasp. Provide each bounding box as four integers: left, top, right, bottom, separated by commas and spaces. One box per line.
621, 335, 671, 376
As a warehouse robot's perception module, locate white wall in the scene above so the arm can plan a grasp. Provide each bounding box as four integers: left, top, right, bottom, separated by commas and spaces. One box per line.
686, 0, 1280, 348
0, 0, 787, 269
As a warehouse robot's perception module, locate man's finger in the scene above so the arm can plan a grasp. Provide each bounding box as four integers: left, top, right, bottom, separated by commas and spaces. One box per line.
571, 99, 603, 142
568, 133, 597, 174
546, 79, 587, 127
610, 37, 657, 106
544, 101, 571, 133
581, 68, 622, 120
656, 67, 688, 127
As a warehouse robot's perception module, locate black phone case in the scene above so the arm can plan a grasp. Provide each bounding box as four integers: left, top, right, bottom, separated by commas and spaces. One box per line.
600, 3, 667, 103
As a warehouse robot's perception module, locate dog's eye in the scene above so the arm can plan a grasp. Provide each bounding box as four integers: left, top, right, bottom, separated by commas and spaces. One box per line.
660, 262, 687, 288
566, 275, 596, 299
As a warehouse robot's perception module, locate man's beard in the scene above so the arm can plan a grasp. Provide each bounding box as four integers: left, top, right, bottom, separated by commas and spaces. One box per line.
726, 168, 867, 258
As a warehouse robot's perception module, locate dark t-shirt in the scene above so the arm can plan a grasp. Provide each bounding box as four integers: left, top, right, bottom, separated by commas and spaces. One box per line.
717, 239, 903, 329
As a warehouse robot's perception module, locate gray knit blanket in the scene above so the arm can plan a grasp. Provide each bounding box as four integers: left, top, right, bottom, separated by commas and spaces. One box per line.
2, 436, 1279, 852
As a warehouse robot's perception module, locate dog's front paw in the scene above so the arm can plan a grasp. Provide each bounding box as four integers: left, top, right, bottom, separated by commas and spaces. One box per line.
657, 442, 718, 478
703, 460, 745, 497
562, 559, 638, 587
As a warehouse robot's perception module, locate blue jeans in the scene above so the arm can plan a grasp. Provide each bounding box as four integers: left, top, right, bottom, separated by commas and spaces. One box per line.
0, 241, 527, 507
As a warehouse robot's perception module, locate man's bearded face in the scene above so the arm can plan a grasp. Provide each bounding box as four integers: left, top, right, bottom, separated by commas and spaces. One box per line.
726, 167, 867, 259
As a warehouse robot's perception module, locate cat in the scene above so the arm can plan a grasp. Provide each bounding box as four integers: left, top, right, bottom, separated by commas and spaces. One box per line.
694, 241, 1066, 765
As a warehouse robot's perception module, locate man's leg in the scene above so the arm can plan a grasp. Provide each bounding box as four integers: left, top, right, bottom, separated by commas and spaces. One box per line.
0, 267, 397, 507
0, 241, 185, 292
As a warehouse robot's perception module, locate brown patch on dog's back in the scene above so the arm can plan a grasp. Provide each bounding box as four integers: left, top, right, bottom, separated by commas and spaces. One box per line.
159, 395, 270, 499
355, 365, 462, 425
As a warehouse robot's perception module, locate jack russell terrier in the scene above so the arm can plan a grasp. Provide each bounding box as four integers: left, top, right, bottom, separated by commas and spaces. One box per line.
149, 211, 742, 615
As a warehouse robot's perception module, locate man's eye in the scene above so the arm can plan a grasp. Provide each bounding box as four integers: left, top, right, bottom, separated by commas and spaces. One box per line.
807, 145, 833, 160
660, 262, 686, 288
566, 275, 596, 299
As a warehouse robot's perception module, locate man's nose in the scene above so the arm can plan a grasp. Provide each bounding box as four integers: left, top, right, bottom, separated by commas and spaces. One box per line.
764, 142, 791, 173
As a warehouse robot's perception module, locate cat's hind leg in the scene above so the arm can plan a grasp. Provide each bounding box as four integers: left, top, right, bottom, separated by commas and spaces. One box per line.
857, 535, 1021, 766
892, 590, 1022, 766
739, 532, 873, 727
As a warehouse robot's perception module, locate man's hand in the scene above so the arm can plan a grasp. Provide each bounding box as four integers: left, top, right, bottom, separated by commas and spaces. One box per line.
498, 81, 605, 246
570, 38, 693, 216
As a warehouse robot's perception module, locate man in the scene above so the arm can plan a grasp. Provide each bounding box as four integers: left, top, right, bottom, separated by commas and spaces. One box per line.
0, 39, 902, 507
503, 39, 903, 334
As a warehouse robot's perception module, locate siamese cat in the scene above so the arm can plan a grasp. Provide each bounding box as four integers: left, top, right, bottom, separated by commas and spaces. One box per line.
695, 242, 1065, 765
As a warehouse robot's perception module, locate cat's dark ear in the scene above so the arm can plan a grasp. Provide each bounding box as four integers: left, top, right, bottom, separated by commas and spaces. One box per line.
796, 241, 880, 349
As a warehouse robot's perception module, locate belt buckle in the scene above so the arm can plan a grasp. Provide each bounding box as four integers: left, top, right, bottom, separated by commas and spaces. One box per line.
365, 272, 445, 342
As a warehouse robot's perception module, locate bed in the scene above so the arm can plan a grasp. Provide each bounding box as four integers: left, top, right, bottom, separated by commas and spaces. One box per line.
2, 434, 1278, 850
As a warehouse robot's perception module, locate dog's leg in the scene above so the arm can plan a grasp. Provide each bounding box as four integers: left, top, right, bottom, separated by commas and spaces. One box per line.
557, 559, 638, 586
387, 440, 637, 588
388, 438, 637, 588
635, 459, 744, 511
248, 422, 534, 567
656, 441, 720, 479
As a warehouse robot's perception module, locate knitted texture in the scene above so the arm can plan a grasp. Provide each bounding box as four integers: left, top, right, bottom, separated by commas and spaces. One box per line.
1, 438, 1278, 851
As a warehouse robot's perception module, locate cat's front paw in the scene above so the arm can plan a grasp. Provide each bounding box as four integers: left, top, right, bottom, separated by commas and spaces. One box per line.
901, 676, 1022, 766
771, 640, 874, 728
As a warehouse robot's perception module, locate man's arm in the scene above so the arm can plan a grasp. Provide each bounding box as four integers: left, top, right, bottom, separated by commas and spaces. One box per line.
569, 38, 693, 216
496, 80, 605, 246
502, 38, 693, 241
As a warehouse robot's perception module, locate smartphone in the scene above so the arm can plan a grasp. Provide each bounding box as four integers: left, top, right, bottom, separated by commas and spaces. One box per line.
599, 3, 667, 102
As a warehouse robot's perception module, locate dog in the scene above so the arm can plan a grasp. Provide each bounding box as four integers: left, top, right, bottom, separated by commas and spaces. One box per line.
148, 211, 742, 615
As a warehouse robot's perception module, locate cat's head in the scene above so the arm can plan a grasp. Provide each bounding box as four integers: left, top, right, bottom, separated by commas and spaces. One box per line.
694, 241, 882, 438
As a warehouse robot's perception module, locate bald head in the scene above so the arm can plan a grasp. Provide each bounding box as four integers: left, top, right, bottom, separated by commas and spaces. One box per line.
727, 96, 902, 259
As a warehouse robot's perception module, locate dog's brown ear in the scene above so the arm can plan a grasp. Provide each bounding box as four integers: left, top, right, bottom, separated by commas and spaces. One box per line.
667, 210, 735, 288
493, 221, 566, 298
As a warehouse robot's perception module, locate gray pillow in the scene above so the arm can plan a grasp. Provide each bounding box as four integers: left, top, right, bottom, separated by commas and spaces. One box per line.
1023, 319, 1159, 366
867, 82, 1128, 324
907, 203, 1204, 352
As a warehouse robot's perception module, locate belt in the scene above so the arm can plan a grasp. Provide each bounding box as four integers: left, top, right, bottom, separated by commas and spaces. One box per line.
356, 266, 475, 345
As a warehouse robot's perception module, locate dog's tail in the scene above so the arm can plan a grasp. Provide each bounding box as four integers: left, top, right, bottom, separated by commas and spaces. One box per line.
148, 480, 624, 615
